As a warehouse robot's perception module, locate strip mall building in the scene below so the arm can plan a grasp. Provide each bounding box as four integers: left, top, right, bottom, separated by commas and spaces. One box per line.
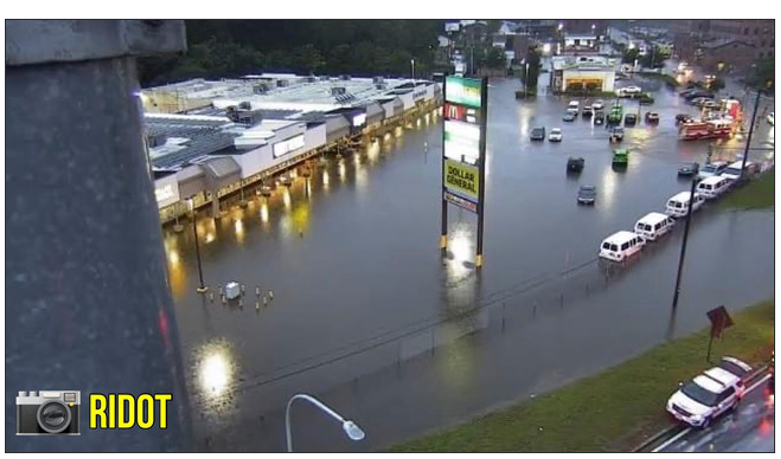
143, 74, 442, 224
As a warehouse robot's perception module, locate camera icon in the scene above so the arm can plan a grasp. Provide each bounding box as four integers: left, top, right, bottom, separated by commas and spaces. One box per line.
16, 391, 81, 435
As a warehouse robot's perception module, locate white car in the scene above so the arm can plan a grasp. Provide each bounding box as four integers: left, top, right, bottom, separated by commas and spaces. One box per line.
617, 85, 642, 97
592, 100, 605, 111
666, 357, 751, 428
548, 128, 563, 142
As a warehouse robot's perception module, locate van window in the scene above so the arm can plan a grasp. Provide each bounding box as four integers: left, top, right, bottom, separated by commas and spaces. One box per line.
621, 242, 629, 250
654, 222, 661, 230
602, 242, 610, 250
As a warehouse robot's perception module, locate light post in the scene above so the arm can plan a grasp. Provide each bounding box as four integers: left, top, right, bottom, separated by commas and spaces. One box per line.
188, 198, 208, 294
740, 88, 762, 180
670, 175, 698, 314
285, 393, 365, 452
410, 58, 415, 83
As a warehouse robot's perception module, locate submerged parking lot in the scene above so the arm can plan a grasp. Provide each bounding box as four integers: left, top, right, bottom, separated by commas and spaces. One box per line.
163, 76, 775, 451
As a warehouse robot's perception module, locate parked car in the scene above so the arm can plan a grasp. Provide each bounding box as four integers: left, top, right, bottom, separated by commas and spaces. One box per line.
625, 113, 638, 126
594, 111, 605, 125
617, 85, 642, 98
563, 112, 576, 122
685, 91, 714, 101
639, 93, 655, 105
530, 127, 546, 141
678, 162, 699, 176
691, 97, 709, 107
610, 126, 625, 142
592, 100, 605, 111
703, 100, 720, 110
697, 161, 728, 179
676, 113, 694, 125
645, 112, 660, 124
666, 357, 752, 428
582, 106, 594, 118
548, 128, 563, 142
567, 156, 585, 173
577, 185, 596, 205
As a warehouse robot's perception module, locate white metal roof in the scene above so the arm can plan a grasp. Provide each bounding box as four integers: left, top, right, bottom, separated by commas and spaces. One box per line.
668, 191, 695, 203
636, 212, 669, 226
698, 175, 729, 186
704, 367, 739, 386
602, 230, 640, 245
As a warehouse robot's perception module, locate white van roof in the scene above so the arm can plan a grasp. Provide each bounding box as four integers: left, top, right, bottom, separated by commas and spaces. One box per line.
727, 160, 752, 169
699, 175, 728, 186
602, 230, 640, 245
636, 212, 669, 226
669, 191, 696, 203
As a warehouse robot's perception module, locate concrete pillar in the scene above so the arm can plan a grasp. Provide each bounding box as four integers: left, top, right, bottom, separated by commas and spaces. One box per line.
211, 194, 222, 219
6, 20, 191, 451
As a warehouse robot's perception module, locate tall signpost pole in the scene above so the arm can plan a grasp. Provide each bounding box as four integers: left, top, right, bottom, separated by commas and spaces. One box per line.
441, 76, 488, 267
440, 83, 449, 256
475, 77, 489, 268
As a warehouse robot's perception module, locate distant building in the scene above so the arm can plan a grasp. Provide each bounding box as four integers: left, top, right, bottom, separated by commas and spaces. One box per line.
561, 34, 600, 55
670, 20, 774, 74
697, 39, 757, 74
551, 56, 616, 93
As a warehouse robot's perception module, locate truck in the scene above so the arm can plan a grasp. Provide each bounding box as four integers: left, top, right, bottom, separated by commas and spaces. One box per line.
678, 119, 734, 141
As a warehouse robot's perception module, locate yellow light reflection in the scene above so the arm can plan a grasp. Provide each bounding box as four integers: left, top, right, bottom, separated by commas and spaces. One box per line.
322, 170, 330, 191
164, 237, 187, 301
283, 189, 292, 210
339, 161, 347, 183
260, 202, 269, 225
234, 218, 244, 243
168, 250, 179, 265
205, 233, 215, 244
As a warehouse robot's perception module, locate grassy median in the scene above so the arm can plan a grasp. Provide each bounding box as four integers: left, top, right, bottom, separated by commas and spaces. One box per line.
389, 299, 774, 452
719, 172, 775, 210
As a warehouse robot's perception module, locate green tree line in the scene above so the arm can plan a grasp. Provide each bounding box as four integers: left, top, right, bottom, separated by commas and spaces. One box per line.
138, 20, 444, 86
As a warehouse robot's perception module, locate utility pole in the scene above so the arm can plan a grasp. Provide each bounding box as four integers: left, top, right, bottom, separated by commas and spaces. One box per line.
740, 89, 762, 180
670, 176, 699, 313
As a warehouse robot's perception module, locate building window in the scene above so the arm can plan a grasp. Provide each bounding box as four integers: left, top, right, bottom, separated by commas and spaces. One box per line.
761, 40, 766, 48
744, 27, 750, 35
754, 27, 759, 35
758, 52, 764, 59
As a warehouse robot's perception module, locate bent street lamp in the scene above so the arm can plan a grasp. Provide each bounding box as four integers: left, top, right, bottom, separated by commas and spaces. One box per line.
285, 393, 365, 452
188, 198, 208, 294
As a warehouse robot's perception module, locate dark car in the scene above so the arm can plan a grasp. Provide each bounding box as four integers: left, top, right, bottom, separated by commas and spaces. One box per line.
577, 185, 597, 204
677, 162, 699, 176
563, 112, 576, 122
675, 113, 694, 125
685, 91, 714, 101
594, 111, 605, 125
582, 107, 594, 119
624, 113, 638, 126
530, 127, 546, 141
610, 126, 625, 142
645, 112, 660, 124
567, 156, 585, 173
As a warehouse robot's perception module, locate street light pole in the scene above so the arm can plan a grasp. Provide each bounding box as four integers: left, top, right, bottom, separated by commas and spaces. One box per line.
189, 199, 208, 293
410, 58, 415, 84
740, 88, 762, 180
285, 393, 366, 452
670, 176, 699, 313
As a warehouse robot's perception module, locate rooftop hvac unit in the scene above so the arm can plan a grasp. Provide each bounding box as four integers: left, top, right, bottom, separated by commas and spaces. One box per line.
320, 75, 330, 81
375, 83, 387, 90
331, 87, 346, 96
339, 74, 351, 81
306, 76, 317, 83
277, 80, 289, 87
238, 101, 252, 110
253, 84, 268, 94
372, 76, 385, 84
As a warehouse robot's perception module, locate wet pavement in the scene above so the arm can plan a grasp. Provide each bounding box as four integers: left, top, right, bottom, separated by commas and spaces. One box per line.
661, 374, 775, 452
161, 77, 774, 451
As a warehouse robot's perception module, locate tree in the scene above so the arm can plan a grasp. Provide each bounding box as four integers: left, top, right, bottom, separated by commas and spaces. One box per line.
485, 47, 507, 69
639, 46, 669, 69
524, 46, 542, 88
622, 47, 640, 65
747, 58, 775, 90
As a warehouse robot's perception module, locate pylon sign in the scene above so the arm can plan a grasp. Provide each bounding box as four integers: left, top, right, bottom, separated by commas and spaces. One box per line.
441, 76, 488, 267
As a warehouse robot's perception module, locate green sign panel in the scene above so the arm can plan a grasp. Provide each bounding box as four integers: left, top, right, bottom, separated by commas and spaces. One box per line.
445, 77, 482, 108
444, 159, 480, 201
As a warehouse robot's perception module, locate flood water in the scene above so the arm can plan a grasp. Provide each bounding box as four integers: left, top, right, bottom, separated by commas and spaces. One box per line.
161, 77, 775, 451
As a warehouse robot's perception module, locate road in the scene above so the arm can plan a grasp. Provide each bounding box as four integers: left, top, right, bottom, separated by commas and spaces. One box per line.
657, 374, 774, 452
162, 76, 775, 451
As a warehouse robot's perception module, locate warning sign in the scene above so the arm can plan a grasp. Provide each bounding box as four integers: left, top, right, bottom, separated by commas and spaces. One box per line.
444, 159, 479, 201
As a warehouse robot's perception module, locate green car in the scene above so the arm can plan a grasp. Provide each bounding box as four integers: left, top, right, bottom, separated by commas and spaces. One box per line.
607, 102, 623, 124
612, 149, 629, 167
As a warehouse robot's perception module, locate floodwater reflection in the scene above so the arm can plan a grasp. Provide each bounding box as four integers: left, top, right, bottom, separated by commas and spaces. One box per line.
192, 337, 239, 417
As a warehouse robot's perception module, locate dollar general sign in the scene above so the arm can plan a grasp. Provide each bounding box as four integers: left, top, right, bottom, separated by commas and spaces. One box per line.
444, 159, 479, 201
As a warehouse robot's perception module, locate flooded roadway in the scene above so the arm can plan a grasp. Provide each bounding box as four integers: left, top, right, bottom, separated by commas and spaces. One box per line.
161, 77, 774, 451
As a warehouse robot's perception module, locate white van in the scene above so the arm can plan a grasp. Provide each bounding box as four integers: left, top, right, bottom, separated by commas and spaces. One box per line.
697, 175, 730, 199
634, 212, 675, 241
599, 231, 646, 262
721, 161, 755, 181
568, 100, 580, 110
665, 191, 705, 218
